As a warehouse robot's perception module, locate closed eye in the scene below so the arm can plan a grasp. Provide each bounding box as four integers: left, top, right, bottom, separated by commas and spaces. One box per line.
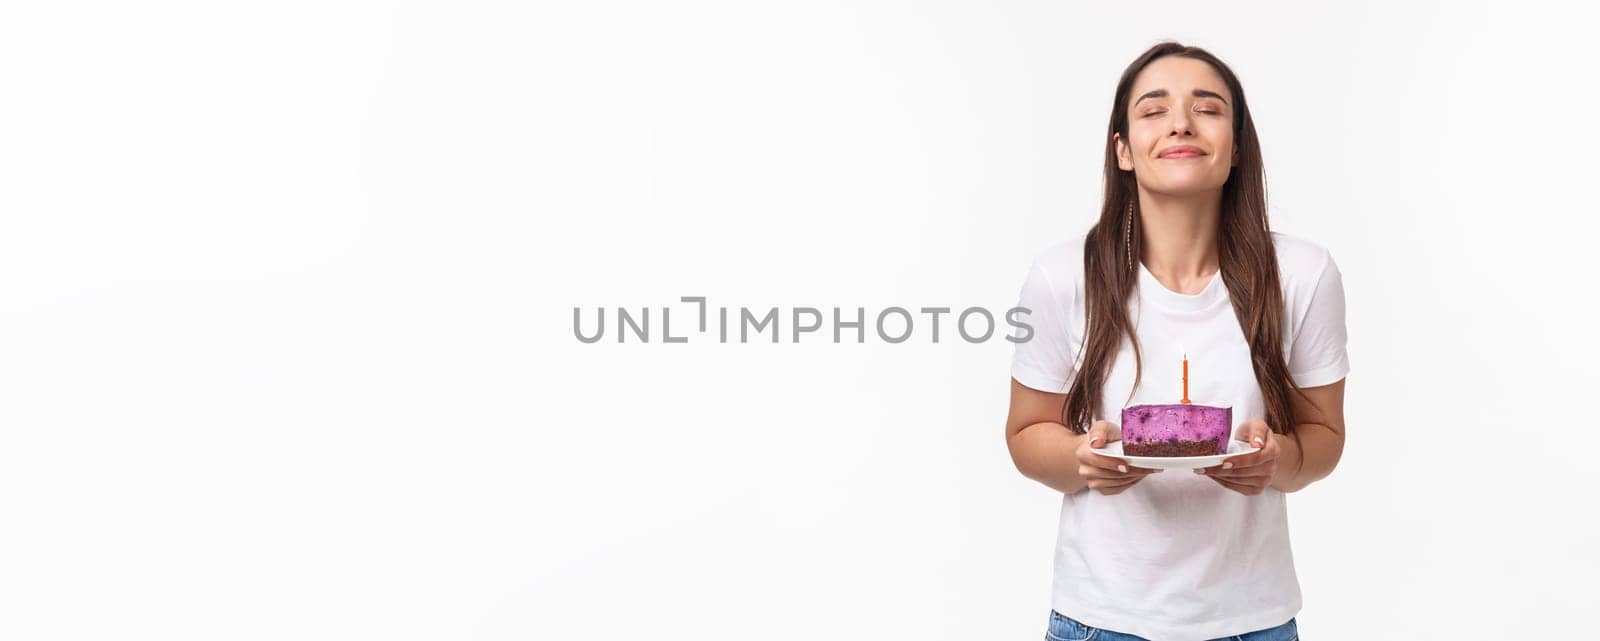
1143, 108, 1221, 117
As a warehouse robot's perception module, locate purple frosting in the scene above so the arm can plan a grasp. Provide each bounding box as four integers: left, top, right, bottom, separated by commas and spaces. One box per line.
1120, 403, 1232, 453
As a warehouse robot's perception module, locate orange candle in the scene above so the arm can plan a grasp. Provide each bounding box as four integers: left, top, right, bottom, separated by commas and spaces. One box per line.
1181, 353, 1190, 404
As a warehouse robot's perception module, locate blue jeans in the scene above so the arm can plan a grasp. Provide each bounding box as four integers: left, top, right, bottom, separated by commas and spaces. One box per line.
1046, 610, 1298, 641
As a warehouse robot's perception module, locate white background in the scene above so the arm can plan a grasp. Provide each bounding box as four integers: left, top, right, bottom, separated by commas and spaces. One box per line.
2, 1, 1595, 639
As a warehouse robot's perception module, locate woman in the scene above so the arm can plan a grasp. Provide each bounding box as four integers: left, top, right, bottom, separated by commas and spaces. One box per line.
1005, 42, 1348, 641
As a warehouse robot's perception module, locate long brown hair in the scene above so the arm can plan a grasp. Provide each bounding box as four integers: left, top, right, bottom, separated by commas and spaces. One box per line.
1062, 41, 1308, 436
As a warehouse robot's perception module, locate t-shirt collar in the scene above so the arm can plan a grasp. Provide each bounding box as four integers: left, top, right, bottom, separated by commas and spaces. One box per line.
1136, 260, 1226, 313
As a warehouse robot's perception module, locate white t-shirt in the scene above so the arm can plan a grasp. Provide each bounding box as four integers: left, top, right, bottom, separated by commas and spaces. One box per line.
1010, 230, 1349, 641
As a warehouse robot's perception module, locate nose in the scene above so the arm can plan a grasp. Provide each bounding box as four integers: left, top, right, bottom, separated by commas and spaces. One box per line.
1167, 108, 1193, 137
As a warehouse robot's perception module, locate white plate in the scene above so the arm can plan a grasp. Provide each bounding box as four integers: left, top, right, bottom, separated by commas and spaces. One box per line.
1090, 439, 1261, 470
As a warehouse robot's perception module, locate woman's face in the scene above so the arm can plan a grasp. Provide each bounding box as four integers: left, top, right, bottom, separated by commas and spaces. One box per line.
1115, 56, 1238, 197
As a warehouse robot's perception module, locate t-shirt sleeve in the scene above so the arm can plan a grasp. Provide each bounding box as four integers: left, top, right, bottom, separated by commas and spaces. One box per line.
1010, 259, 1078, 393
1288, 249, 1351, 388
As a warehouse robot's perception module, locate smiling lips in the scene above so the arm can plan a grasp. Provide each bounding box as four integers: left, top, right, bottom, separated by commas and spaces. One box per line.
1158, 145, 1206, 159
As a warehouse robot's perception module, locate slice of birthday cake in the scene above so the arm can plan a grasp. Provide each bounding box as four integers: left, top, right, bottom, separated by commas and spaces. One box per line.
1120, 402, 1232, 457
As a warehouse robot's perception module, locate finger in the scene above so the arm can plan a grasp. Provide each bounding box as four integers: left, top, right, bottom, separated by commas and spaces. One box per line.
1091, 462, 1163, 476
1235, 417, 1270, 441
1200, 467, 1272, 481
1101, 460, 1162, 475
1081, 463, 1141, 480
1083, 453, 1132, 474
1097, 476, 1140, 489
1220, 436, 1277, 469
1207, 474, 1266, 495
1080, 464, 1117, 481
1200, 462, 1272, 477
1233, 420, 1270, 447
1220, 453, 1272, 469
1084, 420, 1119, 449
1110, 467, 1166, 488
1094, 476, 1143, 493
1229, 419, 1266, 449
1208, 475, 1250, 491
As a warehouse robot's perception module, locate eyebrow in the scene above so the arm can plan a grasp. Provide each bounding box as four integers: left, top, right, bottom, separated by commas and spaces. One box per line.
1134, 88, 1229, 107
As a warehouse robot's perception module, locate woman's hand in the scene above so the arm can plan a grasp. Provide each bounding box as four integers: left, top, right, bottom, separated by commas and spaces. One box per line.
1076, 420, 1162, 495
1197, 418, 1278, 495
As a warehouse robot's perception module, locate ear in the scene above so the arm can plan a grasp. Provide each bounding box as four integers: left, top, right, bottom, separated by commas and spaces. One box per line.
1114, 133, 1134, 172
1231, 144, 1239, 167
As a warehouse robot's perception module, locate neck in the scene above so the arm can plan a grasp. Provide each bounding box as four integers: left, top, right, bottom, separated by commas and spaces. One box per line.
1135, 187, 1222, 294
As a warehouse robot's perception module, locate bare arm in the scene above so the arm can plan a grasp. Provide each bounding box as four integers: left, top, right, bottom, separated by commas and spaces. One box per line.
1005, 378, 1093, 495
1270, 378, 1347, 493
